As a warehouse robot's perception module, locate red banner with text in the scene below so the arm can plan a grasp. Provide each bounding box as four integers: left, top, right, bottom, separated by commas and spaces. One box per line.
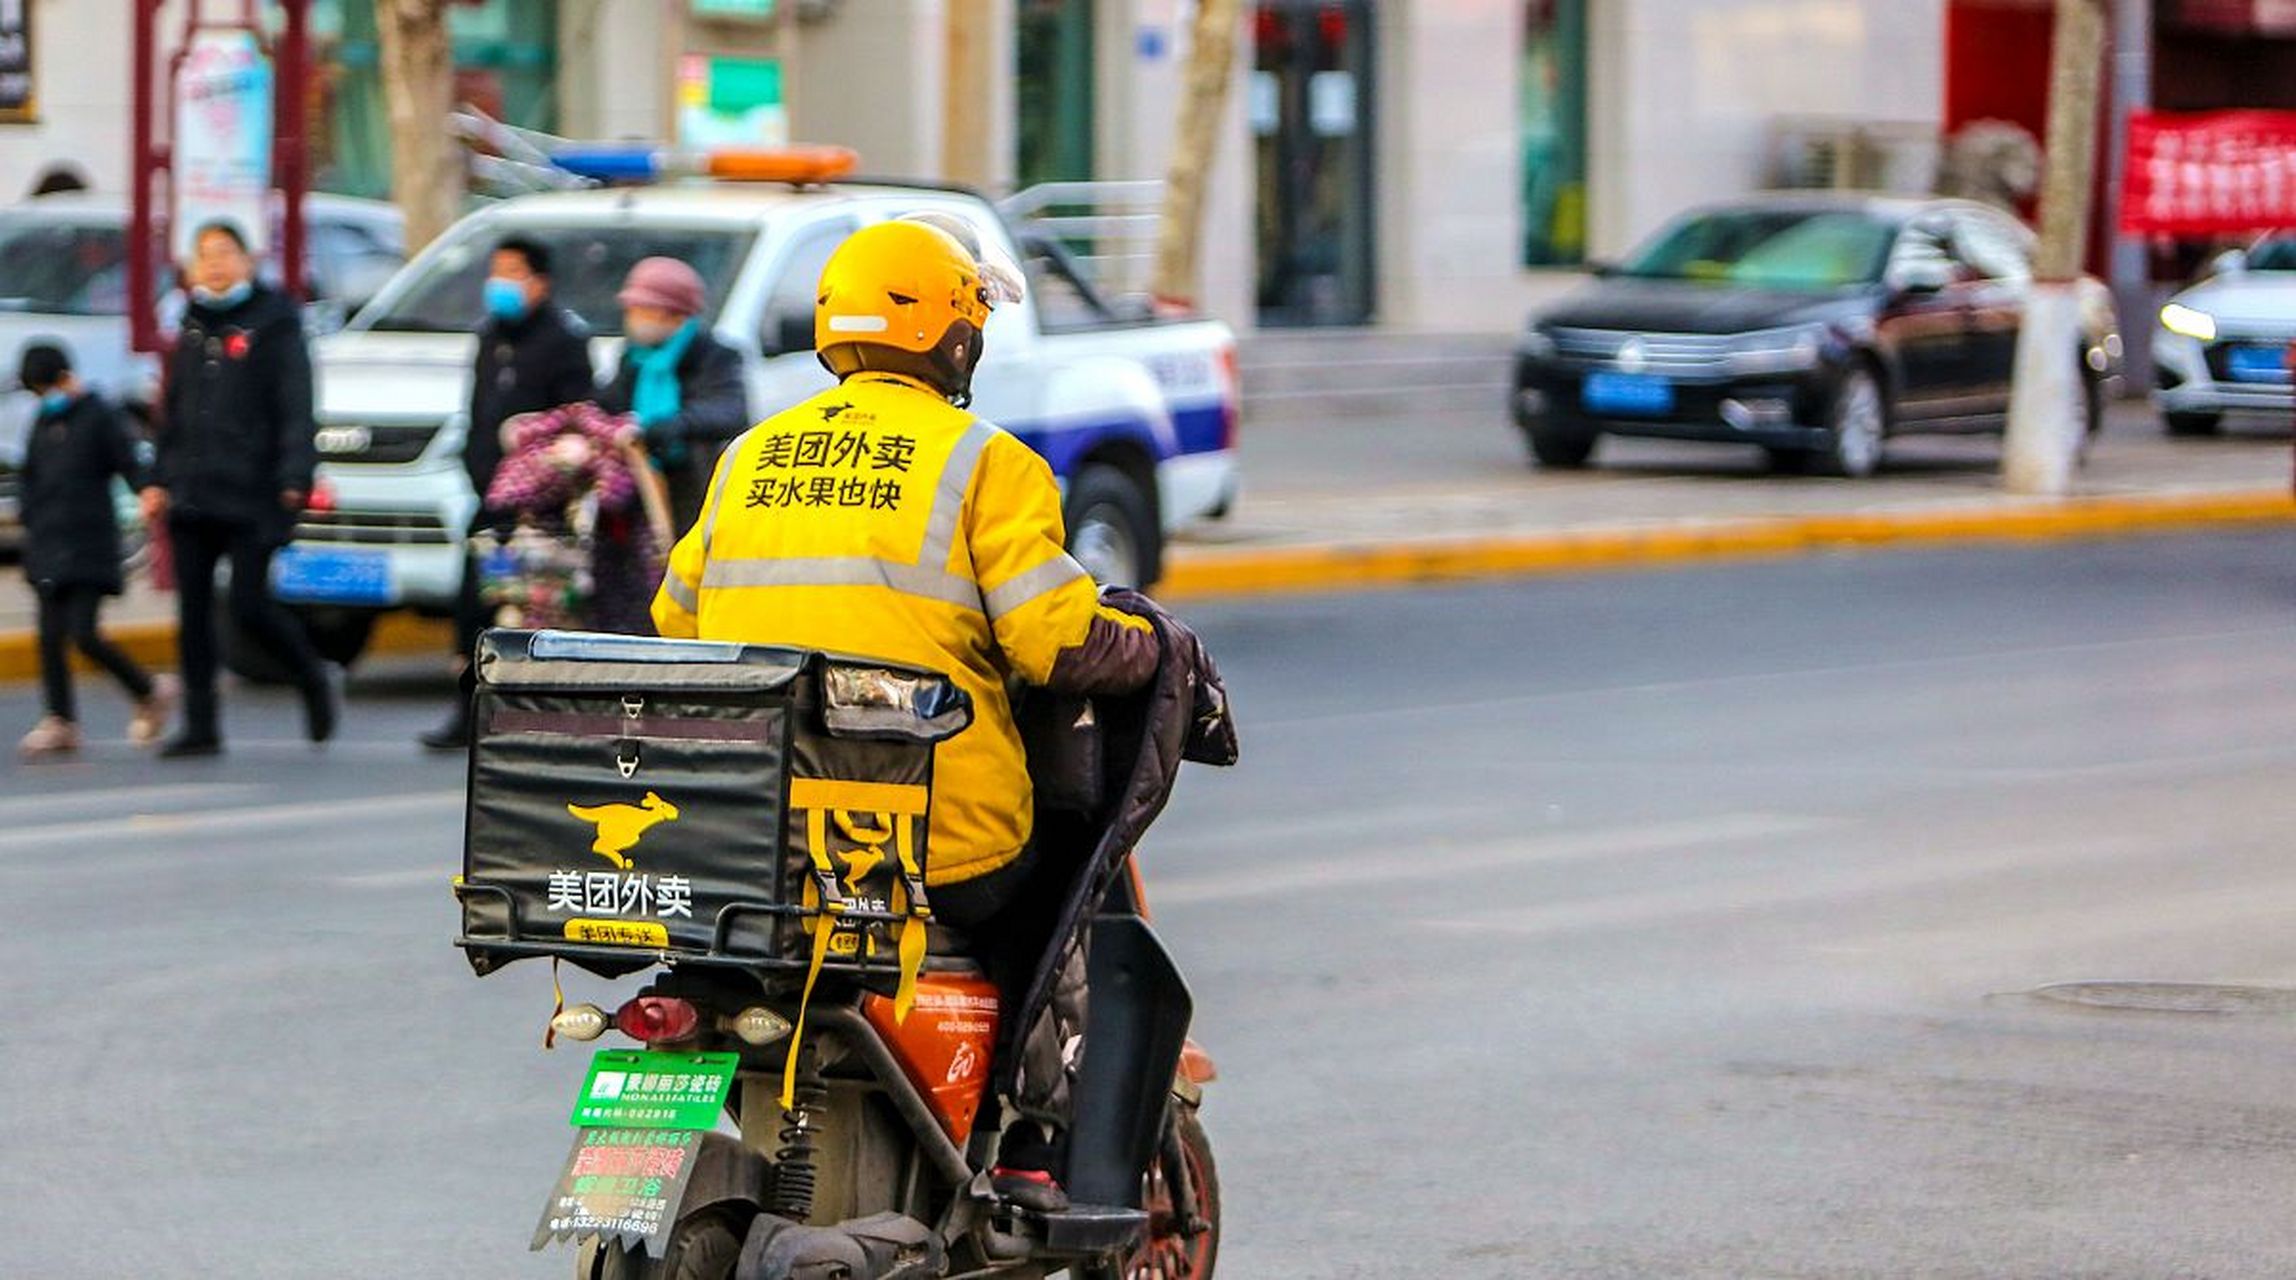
2122, 110, 2296, 237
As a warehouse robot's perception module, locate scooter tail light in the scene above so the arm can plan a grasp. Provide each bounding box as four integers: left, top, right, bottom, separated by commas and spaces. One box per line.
614, 996, 701, 1045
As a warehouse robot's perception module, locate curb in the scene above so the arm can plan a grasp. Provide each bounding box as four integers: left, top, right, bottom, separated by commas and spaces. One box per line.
1157, 488, 2296, 600
2, 489, 2288, 684
0, 609, 451, 686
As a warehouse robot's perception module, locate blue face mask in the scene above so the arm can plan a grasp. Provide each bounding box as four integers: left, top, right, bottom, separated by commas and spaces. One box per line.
193, 281, 253, 309
37, 391, 71, 415
483, 277, 532, 322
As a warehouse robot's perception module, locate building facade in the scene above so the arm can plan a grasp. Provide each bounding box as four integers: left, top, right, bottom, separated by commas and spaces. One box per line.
0, 0, 1977, 335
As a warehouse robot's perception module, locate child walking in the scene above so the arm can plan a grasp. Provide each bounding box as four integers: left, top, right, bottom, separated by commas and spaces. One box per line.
17, 343, 173, 760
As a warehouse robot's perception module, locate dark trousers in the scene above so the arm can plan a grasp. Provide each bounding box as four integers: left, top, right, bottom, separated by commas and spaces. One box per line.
448, 544, 486, 719
37, 583, 154, 722
170, 513, 324, 736
937, 846, 1087, 1162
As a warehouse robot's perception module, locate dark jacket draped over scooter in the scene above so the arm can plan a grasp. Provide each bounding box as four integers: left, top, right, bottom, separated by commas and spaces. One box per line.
1004, 588, 1238, 1092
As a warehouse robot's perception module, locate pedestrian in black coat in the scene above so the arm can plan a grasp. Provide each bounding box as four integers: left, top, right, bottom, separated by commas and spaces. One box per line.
142, 220, 335, 757
420, 235, 597, 751
16, 344, 172, 760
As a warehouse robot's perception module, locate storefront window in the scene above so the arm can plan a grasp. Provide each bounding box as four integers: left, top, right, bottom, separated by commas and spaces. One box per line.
1521, 0, 1587, 267
304, 0, 557, 200
1016, 0, 1096, 187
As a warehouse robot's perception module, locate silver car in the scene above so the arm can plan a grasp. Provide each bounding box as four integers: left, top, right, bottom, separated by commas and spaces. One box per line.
0, 192, 405, 551
2154, 236, 2296, 435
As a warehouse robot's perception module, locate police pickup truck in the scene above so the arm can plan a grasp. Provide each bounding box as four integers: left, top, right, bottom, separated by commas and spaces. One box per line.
289, 175, 1238, 666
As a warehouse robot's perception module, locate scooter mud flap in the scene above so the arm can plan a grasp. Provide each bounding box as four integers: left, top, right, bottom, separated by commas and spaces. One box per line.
1064, 915, 1193, 1210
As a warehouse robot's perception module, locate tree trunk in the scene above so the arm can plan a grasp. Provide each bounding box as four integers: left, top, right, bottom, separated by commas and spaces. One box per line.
375, 0, 460, 252
1152, 0, 1243, 310
2003, 0, 2108, 496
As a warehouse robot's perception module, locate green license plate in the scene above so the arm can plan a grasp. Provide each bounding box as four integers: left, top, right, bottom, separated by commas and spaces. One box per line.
569, 1050, 739, 1131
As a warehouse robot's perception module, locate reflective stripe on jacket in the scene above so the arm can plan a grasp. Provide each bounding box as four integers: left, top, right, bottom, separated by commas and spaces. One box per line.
650, 375, 1156, 885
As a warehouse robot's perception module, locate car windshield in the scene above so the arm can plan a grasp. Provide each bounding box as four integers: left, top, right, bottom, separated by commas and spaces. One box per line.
0, 218, 133, 316
358, 223, 758, 336
1620, 209, 1897, 291
2246, 237, 2296, 271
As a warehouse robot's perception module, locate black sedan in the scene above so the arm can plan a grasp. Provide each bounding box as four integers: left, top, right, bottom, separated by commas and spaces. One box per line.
1512, 194, 2120, 477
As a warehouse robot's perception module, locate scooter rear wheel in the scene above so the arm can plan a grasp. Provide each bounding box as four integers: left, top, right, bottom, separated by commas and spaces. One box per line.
582, 1208, 746, 1280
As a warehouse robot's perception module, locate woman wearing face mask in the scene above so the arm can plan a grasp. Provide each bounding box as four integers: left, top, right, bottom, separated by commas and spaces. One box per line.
139, 220, 335, 757
596, 256, 751, 528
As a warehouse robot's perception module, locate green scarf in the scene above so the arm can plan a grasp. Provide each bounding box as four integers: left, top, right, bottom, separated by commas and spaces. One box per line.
630, 319, 699, 464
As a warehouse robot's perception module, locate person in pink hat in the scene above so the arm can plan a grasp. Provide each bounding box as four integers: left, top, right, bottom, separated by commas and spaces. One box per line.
597, 255, 752, 527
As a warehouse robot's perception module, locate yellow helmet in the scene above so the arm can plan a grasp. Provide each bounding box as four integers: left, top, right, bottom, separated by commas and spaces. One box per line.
815, 217, 1014, 403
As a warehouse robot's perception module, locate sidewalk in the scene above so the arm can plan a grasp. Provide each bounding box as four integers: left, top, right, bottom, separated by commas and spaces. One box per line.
1164, 403, 2295, 595
2, 402, 2289, 680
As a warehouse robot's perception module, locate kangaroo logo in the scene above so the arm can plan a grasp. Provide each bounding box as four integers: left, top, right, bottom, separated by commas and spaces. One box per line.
567, 792, 681, 870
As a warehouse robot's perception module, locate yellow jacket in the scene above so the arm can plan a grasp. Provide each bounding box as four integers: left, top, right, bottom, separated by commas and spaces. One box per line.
651, 375, 1158, 886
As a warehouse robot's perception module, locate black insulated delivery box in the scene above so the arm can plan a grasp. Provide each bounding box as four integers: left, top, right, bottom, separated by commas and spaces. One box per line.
455, 630, 973, 980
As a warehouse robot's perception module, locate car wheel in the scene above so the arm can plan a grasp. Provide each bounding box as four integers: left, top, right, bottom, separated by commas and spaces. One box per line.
1066, 463, 1159, 589
1525, 418, 1599, 469
2164, 410, 2222, 437
1824, 366, 1887, 478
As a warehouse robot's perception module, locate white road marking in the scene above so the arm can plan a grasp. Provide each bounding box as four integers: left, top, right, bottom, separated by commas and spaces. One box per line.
1152, 812, 1834, 906
1254, 623, 2296, 733
1421, 829, 2169, 940
0, 783, 265, 820
333, 866, 461, 890
0, 789, 463, 852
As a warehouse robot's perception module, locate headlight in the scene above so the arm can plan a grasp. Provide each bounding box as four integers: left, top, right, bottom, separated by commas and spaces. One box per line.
1728, 324, 1828, 376
1520, 326, 1556, 360
2160, 303, 2218, 342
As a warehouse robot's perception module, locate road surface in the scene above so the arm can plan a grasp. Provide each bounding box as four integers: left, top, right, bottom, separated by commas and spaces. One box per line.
8, 530, 2296, 1276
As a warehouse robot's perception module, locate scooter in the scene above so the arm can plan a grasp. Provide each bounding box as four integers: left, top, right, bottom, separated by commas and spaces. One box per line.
539, 855, 1220, 1280
456, 628, 1230, 1280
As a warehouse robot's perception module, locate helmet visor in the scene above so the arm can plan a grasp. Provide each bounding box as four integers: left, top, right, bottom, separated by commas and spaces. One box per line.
897, 209, 1028, 308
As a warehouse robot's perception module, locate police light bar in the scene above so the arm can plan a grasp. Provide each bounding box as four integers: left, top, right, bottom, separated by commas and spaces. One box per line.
546, 144, 860, 187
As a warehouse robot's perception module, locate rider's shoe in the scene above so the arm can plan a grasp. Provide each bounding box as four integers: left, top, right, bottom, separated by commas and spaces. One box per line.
989, 1166, 1072, 1216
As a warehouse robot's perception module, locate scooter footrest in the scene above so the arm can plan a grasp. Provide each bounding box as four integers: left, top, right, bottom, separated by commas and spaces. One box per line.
1032, 1204, 1148, 1255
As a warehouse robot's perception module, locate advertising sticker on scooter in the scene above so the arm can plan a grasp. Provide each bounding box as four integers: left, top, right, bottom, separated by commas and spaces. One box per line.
532, 1128, 703, 1254
532, 1050, 740, 1253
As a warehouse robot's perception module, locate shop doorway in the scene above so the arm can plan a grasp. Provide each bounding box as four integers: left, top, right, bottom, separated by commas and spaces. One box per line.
1253, 0, 1376, 326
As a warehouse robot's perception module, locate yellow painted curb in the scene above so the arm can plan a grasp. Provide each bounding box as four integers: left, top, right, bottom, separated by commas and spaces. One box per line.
0, 608, 452, 686
1158, 489, 2296, 601
2, 489, 2288, 683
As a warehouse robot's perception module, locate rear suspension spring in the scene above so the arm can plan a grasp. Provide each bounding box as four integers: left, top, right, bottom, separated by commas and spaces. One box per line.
768, 1054, 826, 1221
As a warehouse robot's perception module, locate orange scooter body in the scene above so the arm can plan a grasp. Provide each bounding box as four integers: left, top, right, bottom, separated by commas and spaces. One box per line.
867, 859, 1220, 1145
864, 973, 1002, 1144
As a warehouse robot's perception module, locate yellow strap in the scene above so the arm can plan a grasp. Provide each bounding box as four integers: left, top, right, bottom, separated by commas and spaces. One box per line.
890, 813, 928, 1023
779, 910, 837, 1111
543, 956, 565, 1050
895, 911, 926, 1024
792, 778, 931, 817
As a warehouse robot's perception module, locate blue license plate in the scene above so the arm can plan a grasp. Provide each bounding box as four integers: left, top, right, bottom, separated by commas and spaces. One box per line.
274, 546, 393, 605
2226, 344, 2290, 384
1583, 371, 1675, 416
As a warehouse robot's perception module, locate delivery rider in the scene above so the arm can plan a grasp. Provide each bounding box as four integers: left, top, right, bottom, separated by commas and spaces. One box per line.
650, 215, 1158, 1213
